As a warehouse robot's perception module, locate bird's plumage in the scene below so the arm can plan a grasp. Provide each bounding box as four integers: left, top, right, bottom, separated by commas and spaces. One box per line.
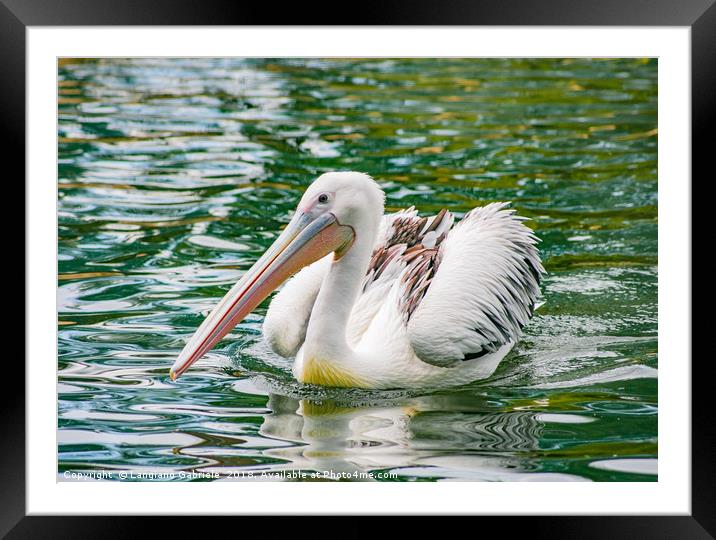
264, 200, 544, 384
406, 203, 543, 367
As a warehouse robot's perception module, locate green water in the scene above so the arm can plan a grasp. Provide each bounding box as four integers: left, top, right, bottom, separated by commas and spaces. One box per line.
58, 58, 657, 482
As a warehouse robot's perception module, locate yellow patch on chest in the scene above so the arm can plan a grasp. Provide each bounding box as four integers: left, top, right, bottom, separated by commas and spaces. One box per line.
298, 357, 366, 388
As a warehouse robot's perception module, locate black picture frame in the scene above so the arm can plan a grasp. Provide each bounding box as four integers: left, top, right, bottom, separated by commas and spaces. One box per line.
3, 0, 709, 536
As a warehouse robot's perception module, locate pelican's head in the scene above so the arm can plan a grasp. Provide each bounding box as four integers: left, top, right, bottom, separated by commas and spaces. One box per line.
298, 171, 385, 239
169, 171, 385, 380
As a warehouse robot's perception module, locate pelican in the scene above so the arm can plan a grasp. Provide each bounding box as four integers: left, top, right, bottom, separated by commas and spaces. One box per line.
170, 172, 544, 389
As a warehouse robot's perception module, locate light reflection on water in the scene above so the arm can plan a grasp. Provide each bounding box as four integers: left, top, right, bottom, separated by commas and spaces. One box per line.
58, 58, 657, 482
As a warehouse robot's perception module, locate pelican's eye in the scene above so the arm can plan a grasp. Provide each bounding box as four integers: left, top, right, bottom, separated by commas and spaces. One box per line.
318, 193, 329, 204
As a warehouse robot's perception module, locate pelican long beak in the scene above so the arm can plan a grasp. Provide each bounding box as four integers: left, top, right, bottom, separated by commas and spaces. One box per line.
170, 211, 354, 380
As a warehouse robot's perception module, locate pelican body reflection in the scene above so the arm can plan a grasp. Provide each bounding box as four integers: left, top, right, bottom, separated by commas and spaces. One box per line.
196, 385, 588, 482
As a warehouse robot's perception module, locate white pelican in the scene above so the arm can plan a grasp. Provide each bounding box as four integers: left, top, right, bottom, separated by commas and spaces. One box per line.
170, 172, 544, 389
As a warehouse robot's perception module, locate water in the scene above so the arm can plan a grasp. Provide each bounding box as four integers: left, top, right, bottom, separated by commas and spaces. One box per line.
58, 58, 658, 482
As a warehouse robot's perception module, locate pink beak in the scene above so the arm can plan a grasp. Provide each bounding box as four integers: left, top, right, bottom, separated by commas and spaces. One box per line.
169, 211, 354, 380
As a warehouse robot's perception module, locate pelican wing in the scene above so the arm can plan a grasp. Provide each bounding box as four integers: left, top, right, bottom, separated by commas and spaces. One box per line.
404, 203, 544, 367
348, 207, 454, 344
263, 254, 331, 357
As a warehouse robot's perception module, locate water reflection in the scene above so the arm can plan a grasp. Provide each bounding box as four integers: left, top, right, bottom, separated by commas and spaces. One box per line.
194, 385, 598, 481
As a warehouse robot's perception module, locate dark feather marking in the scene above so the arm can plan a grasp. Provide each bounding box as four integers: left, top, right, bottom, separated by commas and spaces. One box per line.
362, 210, 451, 317
524, 257, 543, 284
424, 208, 448, 234
362, 209, 453, 321
463, 349, 491, 361
399, 248, 441, 319
485, 309, 511, 342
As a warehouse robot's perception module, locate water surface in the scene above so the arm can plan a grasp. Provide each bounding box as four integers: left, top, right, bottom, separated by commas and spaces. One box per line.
58, 58, 657, 482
